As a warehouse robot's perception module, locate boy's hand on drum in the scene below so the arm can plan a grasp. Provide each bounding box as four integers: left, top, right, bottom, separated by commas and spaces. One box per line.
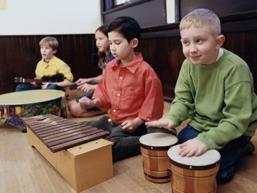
146, 118, 174, 130
121, 118, 144, 133
179, 138, 207, 157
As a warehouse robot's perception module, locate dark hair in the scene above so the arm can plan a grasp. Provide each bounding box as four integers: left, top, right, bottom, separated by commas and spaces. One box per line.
96, 25, 112, 69
96, 25, 109, 36
108, 16, 141, 42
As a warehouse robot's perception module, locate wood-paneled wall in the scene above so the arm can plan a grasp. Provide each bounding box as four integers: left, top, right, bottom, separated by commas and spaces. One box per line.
0, 35, 99, 94
1, 0, 257, 99
139, 20, 257, 99
101, 0, 257, 99
141, 31, 257, 99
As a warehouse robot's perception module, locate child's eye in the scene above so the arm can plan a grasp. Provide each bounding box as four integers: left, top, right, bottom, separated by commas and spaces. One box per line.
196, 39, 203, 44
181, 40, 189, 46
114, 41, 121, 45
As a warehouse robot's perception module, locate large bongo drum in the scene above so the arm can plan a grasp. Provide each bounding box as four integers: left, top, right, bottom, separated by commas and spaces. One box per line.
168, 145, 221, 193
0, 90, 65, 131
139, 132, 178, 183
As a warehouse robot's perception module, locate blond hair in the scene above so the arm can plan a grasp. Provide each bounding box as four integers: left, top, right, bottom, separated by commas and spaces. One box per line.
180, 8, 221, 36
39, 36, 59, 51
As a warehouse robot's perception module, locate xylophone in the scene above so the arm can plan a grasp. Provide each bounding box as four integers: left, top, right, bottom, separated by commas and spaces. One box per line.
23, 114, 109, 152
24, 114, 113, 192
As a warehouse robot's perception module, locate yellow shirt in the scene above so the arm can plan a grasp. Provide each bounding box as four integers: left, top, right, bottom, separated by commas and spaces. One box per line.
35, 56, 73, 81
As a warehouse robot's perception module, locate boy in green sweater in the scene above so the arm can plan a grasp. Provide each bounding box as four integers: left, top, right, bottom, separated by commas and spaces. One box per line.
146, 8, 257, 183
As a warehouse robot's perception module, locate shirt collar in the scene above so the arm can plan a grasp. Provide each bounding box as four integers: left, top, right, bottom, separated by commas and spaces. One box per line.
41, 56, 56, 65
110, 52, 143, 74
216, 48, 224, 62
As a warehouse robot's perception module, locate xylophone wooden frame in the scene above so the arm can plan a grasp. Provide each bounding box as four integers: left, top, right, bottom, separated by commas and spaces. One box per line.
27, 126, 113, 192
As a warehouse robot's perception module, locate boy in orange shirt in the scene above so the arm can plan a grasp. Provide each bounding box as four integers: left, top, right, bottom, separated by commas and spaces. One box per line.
81, 16, 164, 162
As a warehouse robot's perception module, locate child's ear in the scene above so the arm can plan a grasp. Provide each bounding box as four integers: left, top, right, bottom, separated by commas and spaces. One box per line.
130, 38, 139, 48
216, 34, 225, 49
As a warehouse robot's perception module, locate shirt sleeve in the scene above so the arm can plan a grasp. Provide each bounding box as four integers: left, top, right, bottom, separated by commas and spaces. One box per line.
138, 69, 164, 121
93, 74, 111, 111
35, 61, 41, 78
58, 62, 74, 82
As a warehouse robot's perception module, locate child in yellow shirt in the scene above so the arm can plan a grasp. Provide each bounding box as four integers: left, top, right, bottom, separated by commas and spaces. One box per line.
16, 36, 73, 91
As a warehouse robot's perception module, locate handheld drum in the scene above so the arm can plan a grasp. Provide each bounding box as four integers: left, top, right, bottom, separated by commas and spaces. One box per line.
139, 132, 178, 183
168, 145, 221, 193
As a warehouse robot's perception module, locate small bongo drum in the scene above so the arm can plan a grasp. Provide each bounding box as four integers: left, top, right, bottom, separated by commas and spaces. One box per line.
139, 132, 178, 183
0, 90, 65, 131
168, 145, 221, 193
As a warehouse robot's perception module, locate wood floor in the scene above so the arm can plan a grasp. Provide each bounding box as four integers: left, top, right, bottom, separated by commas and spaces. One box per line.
1, 123, 257, 193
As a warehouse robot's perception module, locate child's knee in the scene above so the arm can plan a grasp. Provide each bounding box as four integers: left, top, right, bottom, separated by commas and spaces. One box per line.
68, 100, 85, 117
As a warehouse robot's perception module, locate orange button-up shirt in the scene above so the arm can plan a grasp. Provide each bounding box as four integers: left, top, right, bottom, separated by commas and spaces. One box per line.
93, 53, 164, 124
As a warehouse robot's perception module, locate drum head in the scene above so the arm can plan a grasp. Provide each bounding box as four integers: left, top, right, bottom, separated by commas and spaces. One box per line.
0, 90, 65, 105
139, 132, 178, 148
168, 145, 220, 168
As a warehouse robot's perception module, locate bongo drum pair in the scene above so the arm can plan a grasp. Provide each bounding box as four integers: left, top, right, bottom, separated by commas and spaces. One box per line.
168, 145, 220, 193
0, 90, 65, 131
139, 132, 178, 183
139, 132, 221, 193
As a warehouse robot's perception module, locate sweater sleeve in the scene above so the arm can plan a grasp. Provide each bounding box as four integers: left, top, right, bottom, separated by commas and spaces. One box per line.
163, 61, 194, 126
197, 66, 253, 149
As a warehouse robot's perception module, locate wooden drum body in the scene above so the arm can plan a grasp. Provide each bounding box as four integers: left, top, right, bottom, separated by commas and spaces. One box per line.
168, 145, 221, 193
139, 133, 178, 183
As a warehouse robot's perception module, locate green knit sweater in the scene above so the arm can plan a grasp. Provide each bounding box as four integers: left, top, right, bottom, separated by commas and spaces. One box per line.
164, 49, 257, 149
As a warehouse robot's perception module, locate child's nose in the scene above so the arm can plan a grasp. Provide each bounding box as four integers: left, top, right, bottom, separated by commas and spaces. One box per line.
189, 44, 197, 52
110, 45, 116, 52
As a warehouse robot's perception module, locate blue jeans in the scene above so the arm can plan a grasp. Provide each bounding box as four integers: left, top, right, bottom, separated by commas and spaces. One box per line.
16, 83, 63, 91
178, 125, 251, 184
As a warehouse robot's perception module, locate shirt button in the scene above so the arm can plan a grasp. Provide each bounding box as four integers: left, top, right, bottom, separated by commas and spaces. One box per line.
117, 93, 120, 97
119, 76, 123, 80
113, 109, 117, 113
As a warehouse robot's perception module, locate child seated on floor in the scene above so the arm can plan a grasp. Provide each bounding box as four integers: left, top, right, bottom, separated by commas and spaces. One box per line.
146, 8, 257, 184
68, 25, 114, 117
16, 36, 73, 91
80, 16, 164, 162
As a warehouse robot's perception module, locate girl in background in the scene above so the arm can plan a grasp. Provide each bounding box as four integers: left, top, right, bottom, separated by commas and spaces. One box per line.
68, 25, 114, 117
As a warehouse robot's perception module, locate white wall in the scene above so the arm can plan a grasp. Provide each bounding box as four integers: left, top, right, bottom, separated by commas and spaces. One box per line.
0, 0, 102, 35
166, 0, 176, 24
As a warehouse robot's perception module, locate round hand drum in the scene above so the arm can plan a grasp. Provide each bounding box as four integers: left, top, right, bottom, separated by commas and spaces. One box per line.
139, 132, 178, 183
168, 145, 221, 193
0, 90, 65, 130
